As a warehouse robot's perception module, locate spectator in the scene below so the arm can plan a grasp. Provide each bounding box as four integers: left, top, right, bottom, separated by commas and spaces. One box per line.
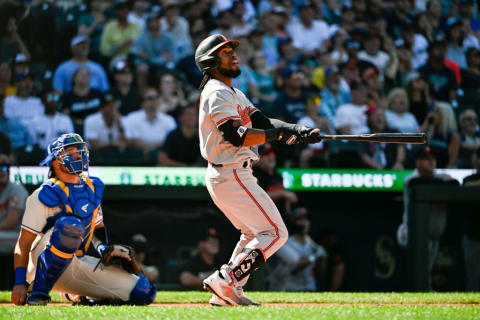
61, 67, 103, 133
231, 35, 256, 94
260, 10, 284, 69
360, 106, 406, 169
208, 9, 234, 39
298, 96, 333, 168
0, 62, 15, 97
419, 38, 458, 103
384, 0, 412, 40
272, 66, 309, 123
253, 144, 298, 216
176, 31, 207, 90
230, 1, 255, 38
338, 6, 356, 34
385, 88, 420, 133
269, 207, 327, 291
406, 72, 432, 125
157, 105, 200, 167
0, 95, 33, 151
330, 31, 353, 65
421, 102, 460, 168
179, 228, 222, 289
315, 227, 346, 291
4, 72, 44, 127
110, 60, 141, 116
462, 149, 480, 291
127, 0, 150, 30
396, 146, 459, 284
0, 15, 31, 64
132, 12, 175, 92
286, 3, 330, 57
160, 1, 193, 62
357, 31, 390, 78
319, 66, 351, 127
362, 66, 384, 106
157, 72, 187, 118
100, 0, 142, 63
0, 132, 12, 159
0, 155, 28, 254
457, 109, 480, 168
130, 233, 159, 283
77, 0, 110, 61
445, 18, 468, 69
249, 50, 278, 115
26, 89, 73, 151
425, 0, 442, 31
334, 81, 369, 135
83, 92, 129, 164
53, 35, 109, 93
460, 47, 480, 114
123, 87, 177, 162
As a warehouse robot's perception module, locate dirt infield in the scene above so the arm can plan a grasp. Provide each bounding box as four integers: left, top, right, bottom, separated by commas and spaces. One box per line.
1, 302, 478, 307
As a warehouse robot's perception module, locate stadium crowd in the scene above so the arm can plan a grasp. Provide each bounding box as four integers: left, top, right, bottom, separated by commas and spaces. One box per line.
0, 0, 478, 169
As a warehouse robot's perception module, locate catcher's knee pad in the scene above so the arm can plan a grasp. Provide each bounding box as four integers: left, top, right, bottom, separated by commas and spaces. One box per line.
230, 248, 265, 282
129, 274, 157, 305
50, 216, 84, 255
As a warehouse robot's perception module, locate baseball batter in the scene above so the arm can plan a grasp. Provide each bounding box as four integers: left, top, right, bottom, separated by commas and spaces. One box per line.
195, 34, 322, 306
11, 133, 157, 306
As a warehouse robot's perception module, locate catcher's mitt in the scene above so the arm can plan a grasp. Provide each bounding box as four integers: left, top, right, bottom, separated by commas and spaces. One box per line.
94, 244, 142, 274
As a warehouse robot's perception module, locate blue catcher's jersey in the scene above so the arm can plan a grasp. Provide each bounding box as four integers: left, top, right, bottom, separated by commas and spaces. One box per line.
37, 174, 105, 257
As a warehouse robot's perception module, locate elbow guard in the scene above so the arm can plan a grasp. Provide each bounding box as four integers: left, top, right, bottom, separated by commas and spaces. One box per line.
218, 120, 247, 147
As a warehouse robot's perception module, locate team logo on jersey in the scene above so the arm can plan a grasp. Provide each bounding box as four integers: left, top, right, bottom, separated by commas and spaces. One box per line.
237, 105, 255, 125
81, 203, 89, 213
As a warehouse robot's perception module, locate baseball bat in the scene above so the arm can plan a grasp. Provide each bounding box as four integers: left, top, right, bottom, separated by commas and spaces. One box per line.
318, 133, 427, 144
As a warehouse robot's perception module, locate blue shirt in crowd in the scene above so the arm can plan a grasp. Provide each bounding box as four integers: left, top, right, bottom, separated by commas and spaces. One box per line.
0, 118, 33, 149
320, 88, 351, 126
53, 60, 109, 93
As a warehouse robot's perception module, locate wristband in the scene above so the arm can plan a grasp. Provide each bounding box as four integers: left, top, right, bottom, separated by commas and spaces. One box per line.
14, 267, 26, 286
97, 244, 107, 256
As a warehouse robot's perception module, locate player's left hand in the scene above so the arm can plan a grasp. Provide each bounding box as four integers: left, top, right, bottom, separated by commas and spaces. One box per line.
11, 284, 27, 305
294, 126, 323, 144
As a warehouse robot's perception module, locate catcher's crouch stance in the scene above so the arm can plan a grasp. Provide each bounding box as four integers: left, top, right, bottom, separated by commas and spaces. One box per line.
11, 133, 157, 306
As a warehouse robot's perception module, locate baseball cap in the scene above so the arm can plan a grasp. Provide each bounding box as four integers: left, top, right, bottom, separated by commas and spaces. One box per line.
345, 39, 361, 49
100, 92, 116, 106
131, 233, 148, 252
114, 0, 130, 9
112, 59, 130, 73
289, 207, 309, 222
445, 17, 462, 30
281, 65, 301, 79
416, 146, 436, 160
145, 12, 160, 23
15, 53, 29, 64
70, 35, 89, 48
325, 66, 339, 78
201, 228, 220, 241
15, 72, 33, 81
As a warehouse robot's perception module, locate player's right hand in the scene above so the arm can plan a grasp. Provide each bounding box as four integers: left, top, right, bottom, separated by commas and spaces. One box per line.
11, 284, 27, 305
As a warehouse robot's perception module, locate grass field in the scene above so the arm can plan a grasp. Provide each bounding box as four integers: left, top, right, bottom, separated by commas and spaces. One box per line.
1, 291, 480, 320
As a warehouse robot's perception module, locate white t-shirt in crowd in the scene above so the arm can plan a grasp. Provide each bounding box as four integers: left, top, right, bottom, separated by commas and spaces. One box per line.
385, 110, 419, 133
123, 109, 177, 145
287, 19, 330, 52
25, 113, 74, 149
4, 95, 45, 127
357, 50, 390, 74
334, 103, 369, 134
84, 111, 127, 144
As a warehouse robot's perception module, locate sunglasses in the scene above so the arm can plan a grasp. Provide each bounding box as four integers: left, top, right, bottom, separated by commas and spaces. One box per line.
144, 95, 158, 101
0, 165, 9, 172
465, 116, 478, 121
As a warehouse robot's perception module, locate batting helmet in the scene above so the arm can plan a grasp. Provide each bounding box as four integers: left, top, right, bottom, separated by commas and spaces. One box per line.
195, 34, 239, 73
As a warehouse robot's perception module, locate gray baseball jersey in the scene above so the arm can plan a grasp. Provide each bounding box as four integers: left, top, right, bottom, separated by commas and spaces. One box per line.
199, 79, 259, 164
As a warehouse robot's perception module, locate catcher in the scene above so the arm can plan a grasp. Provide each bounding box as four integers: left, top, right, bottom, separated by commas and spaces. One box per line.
11, 133, 157, 306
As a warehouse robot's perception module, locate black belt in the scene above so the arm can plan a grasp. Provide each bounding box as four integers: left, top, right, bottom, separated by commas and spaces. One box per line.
210, 160, 251, 168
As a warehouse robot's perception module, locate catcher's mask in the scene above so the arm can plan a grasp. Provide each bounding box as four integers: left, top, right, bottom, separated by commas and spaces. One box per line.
40, 133, 89, 175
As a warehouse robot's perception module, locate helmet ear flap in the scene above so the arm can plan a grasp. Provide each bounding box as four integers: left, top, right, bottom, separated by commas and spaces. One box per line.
198, 54, 221, 73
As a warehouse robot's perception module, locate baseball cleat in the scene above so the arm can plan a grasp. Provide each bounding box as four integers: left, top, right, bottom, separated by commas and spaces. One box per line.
209, 294, 229, 307
203, 269, 244, 306
236, 287, 261, 306
26, 292, 50, 306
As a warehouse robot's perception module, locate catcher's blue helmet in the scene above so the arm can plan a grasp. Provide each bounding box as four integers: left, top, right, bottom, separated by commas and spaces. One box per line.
40, 133, 89, 174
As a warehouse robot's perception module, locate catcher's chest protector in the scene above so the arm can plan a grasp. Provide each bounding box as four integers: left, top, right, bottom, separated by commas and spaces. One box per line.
39, 175, 105, 256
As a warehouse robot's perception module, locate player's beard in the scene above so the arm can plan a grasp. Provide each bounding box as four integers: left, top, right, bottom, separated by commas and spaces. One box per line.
218, 65, 241, 78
